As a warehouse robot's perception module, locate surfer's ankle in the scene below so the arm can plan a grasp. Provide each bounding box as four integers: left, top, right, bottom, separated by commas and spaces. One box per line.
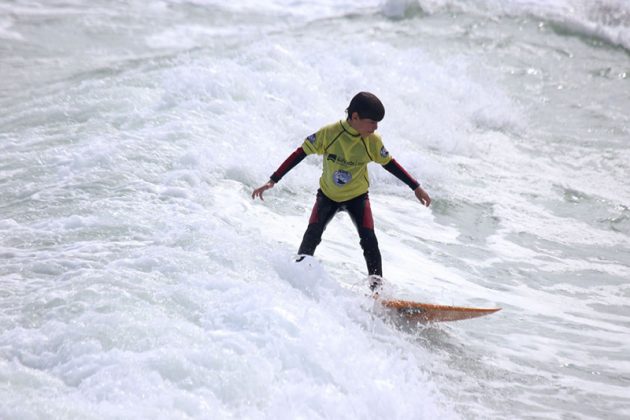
368, 274, 383, 292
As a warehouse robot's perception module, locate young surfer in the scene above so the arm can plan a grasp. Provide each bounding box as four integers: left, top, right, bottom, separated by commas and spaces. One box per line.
252, 92, 431, 290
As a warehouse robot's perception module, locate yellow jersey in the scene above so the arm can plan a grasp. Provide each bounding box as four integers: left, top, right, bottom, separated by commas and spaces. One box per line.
302, 120, 393, 202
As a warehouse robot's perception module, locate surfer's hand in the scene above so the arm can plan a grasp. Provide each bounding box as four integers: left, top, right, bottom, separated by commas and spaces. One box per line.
414, 186, 431, 207
252, 180, 275, 201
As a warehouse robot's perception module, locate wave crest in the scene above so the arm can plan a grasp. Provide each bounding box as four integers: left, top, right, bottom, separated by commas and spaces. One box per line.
380, 0, 630, 51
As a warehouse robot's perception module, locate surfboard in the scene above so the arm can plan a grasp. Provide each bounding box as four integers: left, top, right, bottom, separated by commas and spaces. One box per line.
378, 298, 501, 322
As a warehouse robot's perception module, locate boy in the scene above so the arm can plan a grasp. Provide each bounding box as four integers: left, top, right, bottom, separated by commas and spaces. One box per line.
252, 92, 431, 290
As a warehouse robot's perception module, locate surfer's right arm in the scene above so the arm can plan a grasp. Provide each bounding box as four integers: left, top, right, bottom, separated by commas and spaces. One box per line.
251, 147, 307, 201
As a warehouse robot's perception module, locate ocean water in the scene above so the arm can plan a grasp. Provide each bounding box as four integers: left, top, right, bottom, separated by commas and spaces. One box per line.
1, 0, 629, 418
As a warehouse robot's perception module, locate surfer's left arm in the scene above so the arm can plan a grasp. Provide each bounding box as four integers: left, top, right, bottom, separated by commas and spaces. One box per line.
382, 159, 431, 207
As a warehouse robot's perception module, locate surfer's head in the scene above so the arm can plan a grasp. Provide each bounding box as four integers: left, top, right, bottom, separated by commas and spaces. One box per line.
346, 92, 384, 137
346, 92, 385, 122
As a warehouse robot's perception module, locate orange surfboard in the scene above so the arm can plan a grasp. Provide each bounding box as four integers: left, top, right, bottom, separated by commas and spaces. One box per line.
379, 298, 501, 322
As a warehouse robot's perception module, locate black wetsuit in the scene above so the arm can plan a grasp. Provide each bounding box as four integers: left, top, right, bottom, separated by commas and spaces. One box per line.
298, 189, 382, 276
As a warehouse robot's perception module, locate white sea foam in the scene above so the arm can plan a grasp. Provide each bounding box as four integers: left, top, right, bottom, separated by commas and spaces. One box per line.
1, 1, 629, 419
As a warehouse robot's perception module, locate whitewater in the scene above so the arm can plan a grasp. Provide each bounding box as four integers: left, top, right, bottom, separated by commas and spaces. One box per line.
1, 0, 629, 419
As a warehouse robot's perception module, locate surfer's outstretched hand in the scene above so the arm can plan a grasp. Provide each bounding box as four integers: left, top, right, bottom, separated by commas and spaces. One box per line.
252, 180, 275, 201
414, 186, 431, 207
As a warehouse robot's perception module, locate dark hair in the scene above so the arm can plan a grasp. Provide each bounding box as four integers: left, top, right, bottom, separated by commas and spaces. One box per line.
346, 92, 385, 122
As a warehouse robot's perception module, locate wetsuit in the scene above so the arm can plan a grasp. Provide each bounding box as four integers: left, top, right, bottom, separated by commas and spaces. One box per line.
269, 120, 420, 276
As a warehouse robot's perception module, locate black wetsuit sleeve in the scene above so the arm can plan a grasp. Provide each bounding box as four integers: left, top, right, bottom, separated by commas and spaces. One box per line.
270, 147, 307, 183
382, 159, 420, 190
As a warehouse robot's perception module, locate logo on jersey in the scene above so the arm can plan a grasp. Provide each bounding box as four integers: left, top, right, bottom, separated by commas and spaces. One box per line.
333, 170, 352, 186
306, 133, 316, 144
380, 146, 389, 158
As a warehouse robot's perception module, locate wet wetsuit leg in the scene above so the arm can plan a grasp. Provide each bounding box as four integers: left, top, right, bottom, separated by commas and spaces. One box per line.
298, 190, 340, 256
344, 193, 382, 277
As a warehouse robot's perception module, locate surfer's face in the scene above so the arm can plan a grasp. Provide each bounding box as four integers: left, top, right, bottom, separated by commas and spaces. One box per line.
349, 112, 378, 137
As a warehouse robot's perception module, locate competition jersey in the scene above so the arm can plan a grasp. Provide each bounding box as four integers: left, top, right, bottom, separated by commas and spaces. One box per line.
302, 120, 393, 202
